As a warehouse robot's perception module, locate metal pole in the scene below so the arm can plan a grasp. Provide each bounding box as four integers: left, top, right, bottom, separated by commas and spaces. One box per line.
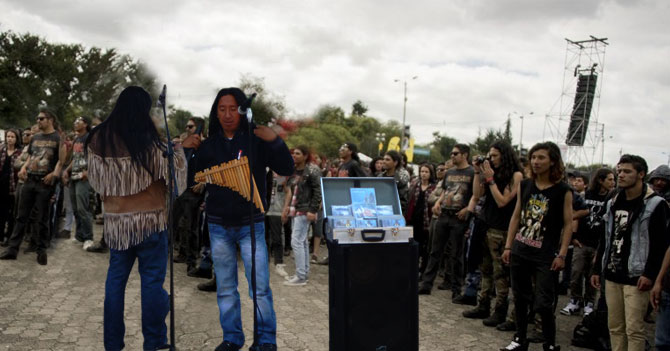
600, 123, 605, 165
519, 114, 524, 157
401, 81, 407, 151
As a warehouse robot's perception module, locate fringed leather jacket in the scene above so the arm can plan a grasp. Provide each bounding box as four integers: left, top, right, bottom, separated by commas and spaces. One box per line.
87, 138, 187, 250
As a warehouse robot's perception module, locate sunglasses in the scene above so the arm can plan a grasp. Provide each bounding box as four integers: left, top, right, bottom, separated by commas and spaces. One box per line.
451, 152, 460, 156
186, 125, 195, 129
37, 117, 46, 121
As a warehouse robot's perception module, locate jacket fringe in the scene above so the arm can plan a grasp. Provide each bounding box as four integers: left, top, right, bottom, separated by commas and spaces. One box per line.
87, 146, 187, 197
104, 209, 167, 250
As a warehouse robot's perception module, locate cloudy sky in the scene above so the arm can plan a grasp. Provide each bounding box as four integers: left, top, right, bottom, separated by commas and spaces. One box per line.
1, 0, 669, 167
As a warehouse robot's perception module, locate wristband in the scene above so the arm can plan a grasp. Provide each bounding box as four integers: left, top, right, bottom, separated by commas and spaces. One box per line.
504, 247, 511, 251
556, 255, 565, 260
485, 177, 494, 184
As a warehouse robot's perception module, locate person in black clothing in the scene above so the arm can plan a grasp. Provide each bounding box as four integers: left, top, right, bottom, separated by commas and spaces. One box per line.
0, 129, 22, 245
405, 163, 437, 275
192, 87, 294, 351
591, 154, 669, 351
336, 142, 367, 177
463, 141, 524, 329
561, 168, 614, 316
1, 108, 64, 265
419, 144, 475, 299
500, 141, 573, 351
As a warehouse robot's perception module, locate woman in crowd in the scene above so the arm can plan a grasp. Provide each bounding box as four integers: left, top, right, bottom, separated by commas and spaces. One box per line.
405, 163, 437, 275
369, 156, 384, 177
0, 129, 23, 245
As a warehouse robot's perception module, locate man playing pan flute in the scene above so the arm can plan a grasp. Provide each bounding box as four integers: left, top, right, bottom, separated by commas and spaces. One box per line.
191, 87, 294, 351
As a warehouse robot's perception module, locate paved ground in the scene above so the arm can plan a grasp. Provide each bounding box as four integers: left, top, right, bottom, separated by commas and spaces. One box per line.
0, 223, 657, 350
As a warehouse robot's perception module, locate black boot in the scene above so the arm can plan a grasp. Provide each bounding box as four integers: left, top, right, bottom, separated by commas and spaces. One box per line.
463, 302, 490, 319
197, 278, 217, 292
483, 304, 508, 327
542, 343, 560, 351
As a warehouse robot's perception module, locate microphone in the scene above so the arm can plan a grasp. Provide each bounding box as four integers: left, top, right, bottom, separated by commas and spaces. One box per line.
157, 85, 167, 108
237, 93, 257, 115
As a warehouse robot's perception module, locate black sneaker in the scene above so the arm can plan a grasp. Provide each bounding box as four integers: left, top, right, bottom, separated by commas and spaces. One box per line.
542, 343, 560, 351
483, 310, 507, 327
249, 343, 278, 351
0, 249, 17, 260
500, 335, 528, 351
496, 320, 516, 332
187, 266, 212, 279
86, 241, 108, 253
463, 305, 490, 319
197, 279, 217, 292
418, 285, 431, 295
452, 294, 477, 306
215, 340, 242, 351
437, 281, 451, 290
37, 252, 47, 265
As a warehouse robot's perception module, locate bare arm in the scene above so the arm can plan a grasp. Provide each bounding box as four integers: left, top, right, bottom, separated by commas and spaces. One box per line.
552, 190, 574, 271
502, 180, 523, 265
651, 246, 670, 310
488, 172, 523, 208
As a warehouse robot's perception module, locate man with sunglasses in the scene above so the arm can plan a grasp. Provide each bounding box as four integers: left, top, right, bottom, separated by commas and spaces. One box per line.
419, 144, 475, 299
1, 108, 65, 265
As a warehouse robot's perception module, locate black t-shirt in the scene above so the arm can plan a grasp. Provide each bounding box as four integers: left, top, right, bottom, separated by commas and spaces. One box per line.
337, 159, 367, 177
441, 166, 474, 211
574, 190, 608, 248
603, 192, 669, 285
411, 188, 426, 225
27, 131, 61, 176
482, 181, 517, 231
512, 179, 570, 263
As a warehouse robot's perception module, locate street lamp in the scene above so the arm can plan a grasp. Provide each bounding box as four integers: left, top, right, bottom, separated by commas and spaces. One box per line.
511, 111, 534, 157
394, 76, 418, 151
375, 132, 386, 155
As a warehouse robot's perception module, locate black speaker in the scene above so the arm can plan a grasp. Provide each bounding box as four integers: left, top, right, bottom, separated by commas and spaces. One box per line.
566, 73, 598, 146
328, 239, 419, 351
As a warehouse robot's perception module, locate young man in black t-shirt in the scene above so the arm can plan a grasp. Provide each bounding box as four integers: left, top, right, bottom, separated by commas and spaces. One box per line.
419, 144, 474, 299
592, 155, 669, 351
0, 108, 64, 265
500, 142, 573, 351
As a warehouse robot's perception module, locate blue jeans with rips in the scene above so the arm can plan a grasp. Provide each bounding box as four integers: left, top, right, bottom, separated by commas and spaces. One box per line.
104, 230, 169, 351
209, 221, 277, 346
657, 291, 670, 350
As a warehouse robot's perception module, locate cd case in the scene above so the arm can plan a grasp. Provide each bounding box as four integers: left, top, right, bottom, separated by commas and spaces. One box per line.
330, 216, 356, 228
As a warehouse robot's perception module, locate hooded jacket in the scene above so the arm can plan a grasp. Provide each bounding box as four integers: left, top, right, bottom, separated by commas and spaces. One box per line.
649, 164, 670, 201
194, 88, 294, 226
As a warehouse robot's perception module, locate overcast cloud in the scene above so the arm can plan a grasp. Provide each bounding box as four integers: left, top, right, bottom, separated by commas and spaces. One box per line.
1, 0, 669, 167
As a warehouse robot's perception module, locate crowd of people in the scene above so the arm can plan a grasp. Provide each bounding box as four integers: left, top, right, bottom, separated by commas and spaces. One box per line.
2, 86, 670, 351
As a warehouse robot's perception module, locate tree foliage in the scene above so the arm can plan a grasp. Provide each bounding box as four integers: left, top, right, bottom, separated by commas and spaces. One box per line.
0, 30, 157, 130
238, 74, 287, 126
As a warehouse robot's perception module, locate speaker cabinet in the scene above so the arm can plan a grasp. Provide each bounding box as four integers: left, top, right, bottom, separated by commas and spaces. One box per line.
328, 240, 419, 351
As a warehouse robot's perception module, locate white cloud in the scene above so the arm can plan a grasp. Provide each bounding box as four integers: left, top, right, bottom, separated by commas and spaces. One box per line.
1, 0, 669, 167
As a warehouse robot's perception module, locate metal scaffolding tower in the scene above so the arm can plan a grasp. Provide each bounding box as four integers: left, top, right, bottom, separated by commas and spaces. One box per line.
543, 36, 609, 166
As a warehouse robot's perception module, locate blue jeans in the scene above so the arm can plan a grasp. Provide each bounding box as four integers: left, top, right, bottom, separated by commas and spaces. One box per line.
290, 215, 310, 280
657, 291, 670, 350
104, 230, 169, 351
209, 221, 277, 346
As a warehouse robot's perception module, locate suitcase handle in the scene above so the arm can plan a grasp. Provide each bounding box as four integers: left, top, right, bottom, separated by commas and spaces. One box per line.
361, 229, 385, 242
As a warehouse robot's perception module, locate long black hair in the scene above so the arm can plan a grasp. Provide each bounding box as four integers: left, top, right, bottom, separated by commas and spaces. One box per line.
207, 87, 249, 137
589, 167, 614, 194
85, 86, 164, 176
527, 141, 565, 183
490, 140, 523, 189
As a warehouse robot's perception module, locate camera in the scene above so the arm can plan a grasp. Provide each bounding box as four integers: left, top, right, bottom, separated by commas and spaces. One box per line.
474, 155, 489, 165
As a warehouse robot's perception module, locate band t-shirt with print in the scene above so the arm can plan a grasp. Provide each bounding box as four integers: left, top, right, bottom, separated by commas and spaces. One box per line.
574, 190, 608, 248
440, 166, 474, 212
70, 133, 88, 179
513, 179, 569, 263
26, 131, 61, 176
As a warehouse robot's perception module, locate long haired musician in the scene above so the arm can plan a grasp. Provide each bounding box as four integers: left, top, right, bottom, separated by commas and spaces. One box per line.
85, 86, 188, 351
192, 87, 294, 351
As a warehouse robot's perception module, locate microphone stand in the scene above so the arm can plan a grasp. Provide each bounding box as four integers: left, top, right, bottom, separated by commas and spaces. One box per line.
241, 95, 261, 348
158, 84, 177, 351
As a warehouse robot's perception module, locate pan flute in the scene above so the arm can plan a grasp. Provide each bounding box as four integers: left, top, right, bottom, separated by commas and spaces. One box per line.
194, 156, 265, 212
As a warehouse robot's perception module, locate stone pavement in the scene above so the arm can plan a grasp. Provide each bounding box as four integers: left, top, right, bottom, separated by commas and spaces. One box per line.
0, 223, 657, 350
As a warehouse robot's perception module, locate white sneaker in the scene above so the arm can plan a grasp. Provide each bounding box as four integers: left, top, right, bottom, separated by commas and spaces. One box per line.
560, 299, 581, 315
82, 240, 94, 250
275, 264, 288, 278
283, 276, 307, 286
583, 302, 594, 316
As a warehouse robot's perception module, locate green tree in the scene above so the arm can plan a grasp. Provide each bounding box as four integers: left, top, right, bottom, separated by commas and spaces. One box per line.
431, 131, 457, 160
238, 74, 287, 126
0, 30, 157, 130
351, 100, 368, 116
